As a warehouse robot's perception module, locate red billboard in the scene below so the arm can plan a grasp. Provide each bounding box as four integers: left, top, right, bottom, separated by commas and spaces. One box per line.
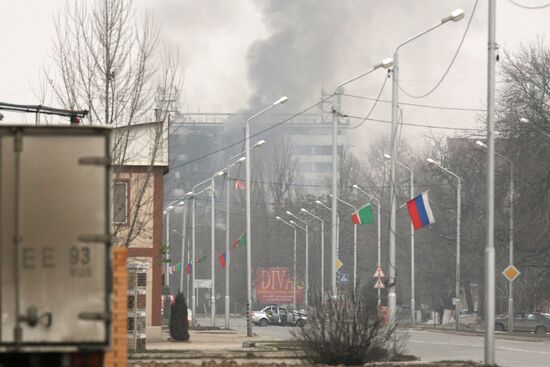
255, 267, 304, 304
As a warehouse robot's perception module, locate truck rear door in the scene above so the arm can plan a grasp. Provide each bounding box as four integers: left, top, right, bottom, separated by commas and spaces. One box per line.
0, 127, 111, 347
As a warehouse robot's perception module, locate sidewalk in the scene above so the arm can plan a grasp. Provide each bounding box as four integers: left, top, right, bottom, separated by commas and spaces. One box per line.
145, 329, 282, 352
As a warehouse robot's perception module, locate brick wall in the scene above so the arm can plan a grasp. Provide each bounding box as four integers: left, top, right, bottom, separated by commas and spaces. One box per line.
104, 248, 128, 367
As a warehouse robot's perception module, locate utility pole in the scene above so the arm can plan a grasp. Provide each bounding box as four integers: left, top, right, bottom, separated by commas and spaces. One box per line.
485, 0, 497, 364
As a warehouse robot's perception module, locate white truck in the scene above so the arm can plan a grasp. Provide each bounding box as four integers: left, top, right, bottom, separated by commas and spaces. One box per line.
0, 126, 112, 366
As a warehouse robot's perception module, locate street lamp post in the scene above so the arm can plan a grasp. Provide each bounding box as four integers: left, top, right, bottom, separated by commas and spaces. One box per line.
246, 96, 288, 337
223, 141, 264, 329
315, 200, 340, 289
286, 211, 309, 309
210, 170, 225, 326
427, 158, 462, 330
352, 184, 382, 308
300, 208, 324, 297
289, 219, 307, 308
476, 140, 514, 332
190, 184, 211, 326
384, 154, 416, 326
330, 195, 358, 290
389, 8, 464, 329
331, 58, 393, 299
276, 216, 297, 310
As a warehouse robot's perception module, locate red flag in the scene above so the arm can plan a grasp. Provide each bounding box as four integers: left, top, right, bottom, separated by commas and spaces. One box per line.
234, 180, 246, 190
218, 252, 227, 268
185, 263, 192, 274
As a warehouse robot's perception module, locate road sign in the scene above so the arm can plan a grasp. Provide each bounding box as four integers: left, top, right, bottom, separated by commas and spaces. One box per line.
374, 279, 385, 289
502, 265, 520, 282
336, 258, 343, 271
373, 265, 385, 278
194, 279, 212, 288
338, 272, 349, 283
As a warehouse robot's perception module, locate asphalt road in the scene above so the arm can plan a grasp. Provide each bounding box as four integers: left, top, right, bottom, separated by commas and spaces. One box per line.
196, 315, 550, 366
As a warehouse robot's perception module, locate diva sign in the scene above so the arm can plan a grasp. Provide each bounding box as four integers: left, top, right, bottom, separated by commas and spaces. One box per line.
255, 267, 304, 304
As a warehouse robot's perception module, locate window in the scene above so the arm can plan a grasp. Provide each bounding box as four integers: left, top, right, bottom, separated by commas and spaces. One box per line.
113, 181, 128, 224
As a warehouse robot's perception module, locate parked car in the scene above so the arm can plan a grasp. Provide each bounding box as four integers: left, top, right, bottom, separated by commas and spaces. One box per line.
251, 304, 307, 327
495, 312, 550, 335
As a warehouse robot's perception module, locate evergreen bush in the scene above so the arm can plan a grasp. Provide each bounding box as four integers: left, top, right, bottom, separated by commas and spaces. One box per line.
169, 292, 190, 341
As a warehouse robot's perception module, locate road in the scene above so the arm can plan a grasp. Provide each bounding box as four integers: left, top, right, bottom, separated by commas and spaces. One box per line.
196, 316, 550, 366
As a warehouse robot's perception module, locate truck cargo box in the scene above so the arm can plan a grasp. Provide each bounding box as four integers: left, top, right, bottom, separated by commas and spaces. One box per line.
0, 126, 111, 349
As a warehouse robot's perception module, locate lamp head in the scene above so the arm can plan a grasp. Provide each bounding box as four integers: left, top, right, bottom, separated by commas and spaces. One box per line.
274, 96, 288, 106
450, 8, 465, 21
237, 156, 246, 163
427, 158, 436, 164
380, 58, 394, 69
520, 117, 529, 123
286, 210, 293, 216
352, 184, 359, 190
214, 170, 225, 177
289, 220, 296, 225
442, 8, 465, 23
383, 153, 391, 159
185, 191, 194, 197
275, 216, 282, 220
167, 205, 174, 210
252, 139, 266, 148
300, 208, 309, 214
476, 140, 487, 148
315, 200, 322, 205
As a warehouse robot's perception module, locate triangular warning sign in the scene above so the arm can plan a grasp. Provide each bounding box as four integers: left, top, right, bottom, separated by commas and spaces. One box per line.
373, 265, 385, 278
374, 279, 385, 289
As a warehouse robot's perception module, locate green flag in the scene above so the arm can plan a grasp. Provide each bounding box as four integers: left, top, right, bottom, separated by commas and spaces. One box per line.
232, 233, 247, 248
351, 204, 374, 225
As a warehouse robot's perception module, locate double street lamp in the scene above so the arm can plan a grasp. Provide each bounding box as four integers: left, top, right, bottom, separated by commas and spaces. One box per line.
388, 6, 464, 329
245, 96, 288, 337
427, 158, 462, 331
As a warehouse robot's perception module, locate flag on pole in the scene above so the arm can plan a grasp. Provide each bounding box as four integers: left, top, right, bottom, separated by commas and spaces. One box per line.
351, 204, 374, 225
407, 191, 436, 230
174, 263, 181, 272
234, 180, 246, 190
169, 265, 174, 275
196, 255, 207, 263
218, 252, 227, 268
232, 233, 247, 248
185, 263, 192, 274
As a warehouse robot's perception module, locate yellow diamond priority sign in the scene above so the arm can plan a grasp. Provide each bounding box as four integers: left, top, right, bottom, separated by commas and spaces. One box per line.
336, 258, 343, 271
502, 265, 520, 282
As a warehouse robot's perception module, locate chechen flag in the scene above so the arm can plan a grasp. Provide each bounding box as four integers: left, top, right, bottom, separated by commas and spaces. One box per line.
407, 191, 435, 230
351, 204, 374, 225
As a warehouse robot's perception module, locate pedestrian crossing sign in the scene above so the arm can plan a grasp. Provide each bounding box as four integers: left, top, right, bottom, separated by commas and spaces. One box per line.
374, 279, 385, 289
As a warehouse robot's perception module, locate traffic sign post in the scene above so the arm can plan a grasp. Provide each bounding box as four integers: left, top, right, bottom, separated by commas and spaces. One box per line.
374, 279, 385, 289
502, 265, 520, 282
373, 265, 385, 279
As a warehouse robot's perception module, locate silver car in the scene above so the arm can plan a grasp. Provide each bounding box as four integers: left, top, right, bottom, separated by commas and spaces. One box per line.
495, 312, 550, 335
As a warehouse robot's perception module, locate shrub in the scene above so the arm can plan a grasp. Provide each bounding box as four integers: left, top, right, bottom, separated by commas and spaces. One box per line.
162, 286, 171, 325
170, 292, 190, 341
291, 287, 396, 365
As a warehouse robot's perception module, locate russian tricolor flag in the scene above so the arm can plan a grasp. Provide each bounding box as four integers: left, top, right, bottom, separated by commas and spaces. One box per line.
407, 191, 435, 230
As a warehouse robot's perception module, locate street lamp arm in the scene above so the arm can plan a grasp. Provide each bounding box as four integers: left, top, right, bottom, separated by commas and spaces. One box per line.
286, 211, 307, 226
246, 104, 277, 126
301, 209, 322, 222
335, 196, 357, 211
289, 220, 306, 231
395, 22, 445, 54
315, 200, 331, 211
352, 185, 381, 207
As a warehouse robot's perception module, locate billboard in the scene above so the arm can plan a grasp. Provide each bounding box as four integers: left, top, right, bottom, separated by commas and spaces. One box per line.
255, 267, 303, 304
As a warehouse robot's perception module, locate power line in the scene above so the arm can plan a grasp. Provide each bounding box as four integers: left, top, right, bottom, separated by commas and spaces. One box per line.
341, 93, 484, 112
348, 73, 389, 130
344, 114, 483, 132
506, 0, 550, 9
398, 0, 479, 99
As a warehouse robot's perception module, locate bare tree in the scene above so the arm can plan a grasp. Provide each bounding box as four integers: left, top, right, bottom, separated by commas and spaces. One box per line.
48, 0, 182, 247
268, 136, 298, 204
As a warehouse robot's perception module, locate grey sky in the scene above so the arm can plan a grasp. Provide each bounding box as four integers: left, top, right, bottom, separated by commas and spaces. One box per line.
1, 0, 549, 151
